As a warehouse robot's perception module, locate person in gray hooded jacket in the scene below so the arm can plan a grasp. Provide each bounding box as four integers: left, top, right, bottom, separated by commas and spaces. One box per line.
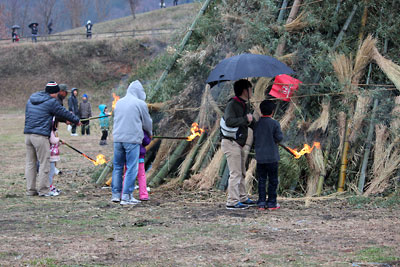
24, 81, 80, 197
111, 80, 152, 205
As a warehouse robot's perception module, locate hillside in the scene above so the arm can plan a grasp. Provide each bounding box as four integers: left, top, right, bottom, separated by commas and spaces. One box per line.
0, 3, 199, 112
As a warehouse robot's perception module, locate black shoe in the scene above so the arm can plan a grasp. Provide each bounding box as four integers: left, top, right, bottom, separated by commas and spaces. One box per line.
242, 198, 257, 206
226, 202, 249, 210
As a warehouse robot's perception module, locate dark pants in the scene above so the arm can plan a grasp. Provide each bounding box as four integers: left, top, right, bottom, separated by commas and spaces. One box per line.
81, 121, 90, 135
101, 130, 108, 141
71, 124, 77, 134
257, 162, 279, 208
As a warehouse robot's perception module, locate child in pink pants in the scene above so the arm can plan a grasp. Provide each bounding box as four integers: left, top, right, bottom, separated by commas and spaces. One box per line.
138, 130, 151, 200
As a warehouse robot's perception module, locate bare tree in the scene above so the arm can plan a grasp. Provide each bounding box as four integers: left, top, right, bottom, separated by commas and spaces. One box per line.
0, 4, 8, 39
36, 0, 57, 34
95, 0, 111, 22
63, 0, 88, 28
127, 0, 139, 20
20, 0, 30, 37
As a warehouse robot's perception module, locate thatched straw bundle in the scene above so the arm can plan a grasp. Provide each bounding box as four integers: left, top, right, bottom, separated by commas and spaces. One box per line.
284, 11, 308, 32
307, 100, 330, 133
244, 159, 257, 195
305, 147, 326, 206
349, 95, 372, 143
337, 111, 347, 155
372, 46, 400, 91
391, 96, 400, 131
248, 45, 266, 55
198, 148, 224, 190
372, 124, 389, 175
280, 101, 296, 131
147, 102, 167, 112
332, 53, 353, 86
198, 85, 212, 130
352, 35, 376, 84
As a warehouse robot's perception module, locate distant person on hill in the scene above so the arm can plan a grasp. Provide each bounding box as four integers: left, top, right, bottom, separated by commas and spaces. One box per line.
79, 93, 92, 135
160, 0, 166, 8
254, 100, 283, 211
11, 28, 19, 42
29, 23, 39, 43
98, 104, 110, 146
47, 20, 53, 35
173, 0, 178, 5
68, 88, 79, 136
111, 80, 152, 205
85, 20, 93, 39
24, 81, 80, 197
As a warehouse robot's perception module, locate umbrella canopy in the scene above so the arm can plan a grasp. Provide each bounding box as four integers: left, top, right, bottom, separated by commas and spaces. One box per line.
11, 25, 21, 29
29, 22, 39, 28
206, 53, 294, 88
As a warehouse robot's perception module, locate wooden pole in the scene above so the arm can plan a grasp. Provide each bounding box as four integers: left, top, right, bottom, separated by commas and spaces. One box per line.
338, 123, 350, 192
150, 0, 213, 99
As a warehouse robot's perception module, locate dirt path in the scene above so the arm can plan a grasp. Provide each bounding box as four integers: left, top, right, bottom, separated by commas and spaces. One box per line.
1, 113, 399, 266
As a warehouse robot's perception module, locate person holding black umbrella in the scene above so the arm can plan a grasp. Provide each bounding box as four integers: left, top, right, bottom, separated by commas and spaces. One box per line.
29, 23, 39, 43
221, 79, 257, 210
11, 25, 20, 42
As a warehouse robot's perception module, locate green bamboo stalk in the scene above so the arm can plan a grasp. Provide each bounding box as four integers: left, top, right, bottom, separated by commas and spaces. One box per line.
218, 164, 230, 191
96, 156, 114, 185
178, 132, 207, 183
150, 0, 213, 99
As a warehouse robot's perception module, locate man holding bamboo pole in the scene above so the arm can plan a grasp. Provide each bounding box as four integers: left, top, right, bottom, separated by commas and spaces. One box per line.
111, 80, 152, 205
24, 81, 81, 197
221, 79, 256, 210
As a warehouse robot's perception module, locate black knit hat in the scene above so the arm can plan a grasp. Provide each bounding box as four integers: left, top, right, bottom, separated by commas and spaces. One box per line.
45, 81, 60, 94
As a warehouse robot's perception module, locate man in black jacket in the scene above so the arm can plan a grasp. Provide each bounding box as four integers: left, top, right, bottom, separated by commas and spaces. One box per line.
68, 88, 79, 136
24, 81, 80, 197
222, 79, 256, 210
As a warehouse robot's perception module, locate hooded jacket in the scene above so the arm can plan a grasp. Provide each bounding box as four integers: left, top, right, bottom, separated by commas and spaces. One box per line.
68, 88, 79, 116
140, 131, 152, 159
79, 95, 92, 119
113, 80, 152, 144
98, 104, 109, 129
24, 91, 80, 137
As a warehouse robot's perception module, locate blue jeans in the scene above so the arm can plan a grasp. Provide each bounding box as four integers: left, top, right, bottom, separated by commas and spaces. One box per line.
112, 142, 140, 196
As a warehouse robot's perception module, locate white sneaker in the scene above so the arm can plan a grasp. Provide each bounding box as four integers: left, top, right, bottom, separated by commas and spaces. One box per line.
71, 133, 78, 136
67, 125, 72, 132
54, 167, 60, 175
120, 199, 139, 205
130, 196, 141, 203
39, 190, 59, 197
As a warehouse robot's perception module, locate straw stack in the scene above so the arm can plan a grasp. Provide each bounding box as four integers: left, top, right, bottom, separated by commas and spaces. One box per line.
244, 159, 257, 196
146, 139, 178, 182
372, 124, 389, 176
280, 101, 296, 131
352, 35, 376, 84
198, 148, 224, 190
349, 95, 371, 143
307, 100, 330, 133
372, 46, 400, 91
284, 11, 308, 32
305, 147, 326, 206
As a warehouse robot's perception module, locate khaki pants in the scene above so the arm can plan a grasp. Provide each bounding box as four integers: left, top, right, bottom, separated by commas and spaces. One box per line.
25, 134, 50, 195
222, 128, 253, 206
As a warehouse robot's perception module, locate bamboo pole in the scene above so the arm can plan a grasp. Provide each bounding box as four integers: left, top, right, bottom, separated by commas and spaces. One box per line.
218, 164, 230, 191
358, 0, 369, 46
316, 139, 331, 196
338, 123, 350, 192
332, 4, 358, 50
96, 156, 114, 185
150, 0, 213, 99
277, 0, 289, 22
178, 132, 207, 183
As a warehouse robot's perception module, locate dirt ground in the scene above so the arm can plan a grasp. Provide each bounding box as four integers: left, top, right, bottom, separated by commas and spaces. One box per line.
1, 113, 400, 267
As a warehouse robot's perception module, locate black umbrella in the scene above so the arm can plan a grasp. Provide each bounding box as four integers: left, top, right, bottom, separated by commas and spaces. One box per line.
29, 22, 39, 28
206, 53, 294, 87
11, 25, 21, 29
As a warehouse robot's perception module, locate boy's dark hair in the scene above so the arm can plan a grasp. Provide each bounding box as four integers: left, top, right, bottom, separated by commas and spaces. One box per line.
260, 100, 276, 116
234, 79, 252, 96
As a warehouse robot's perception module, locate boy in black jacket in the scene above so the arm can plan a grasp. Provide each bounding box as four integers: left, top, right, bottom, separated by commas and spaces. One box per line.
254, 100, 283, 210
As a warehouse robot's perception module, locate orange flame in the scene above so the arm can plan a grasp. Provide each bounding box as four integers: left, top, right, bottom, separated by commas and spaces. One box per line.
110, 93, 120, 115
93, 154, 108, 166
286, 142, 321, 159
186, 122, 205, 141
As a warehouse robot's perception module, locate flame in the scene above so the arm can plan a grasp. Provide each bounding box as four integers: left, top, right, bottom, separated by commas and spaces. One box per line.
83, 153, 108, 165
93, 154, 108, 166
110, 93, 120, 115
286, 142, 321, 159
186, 122, 205, 141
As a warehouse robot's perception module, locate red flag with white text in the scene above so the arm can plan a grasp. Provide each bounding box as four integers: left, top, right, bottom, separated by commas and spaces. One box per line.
269, 74, 302, 102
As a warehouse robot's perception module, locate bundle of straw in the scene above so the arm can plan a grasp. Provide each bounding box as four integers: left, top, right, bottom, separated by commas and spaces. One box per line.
352, 35, 376, 84
337, 111, 347, 155
391, 96, 400, 132
198, 84, 212, 130
244, 159, 257, 196
372, 124, 388, 175
146, 139, 177, 181
284, 11, 308, 32
198, 148, 224, 190
305, 147, 326, 207
349, 95, 372, 143
307, 100, 330, 133
332, 53, 353, 86
280, 101, 296, 131
372, 46, 400, 91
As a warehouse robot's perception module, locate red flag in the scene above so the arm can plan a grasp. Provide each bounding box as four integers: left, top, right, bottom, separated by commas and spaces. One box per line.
269, 74, 302, 102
